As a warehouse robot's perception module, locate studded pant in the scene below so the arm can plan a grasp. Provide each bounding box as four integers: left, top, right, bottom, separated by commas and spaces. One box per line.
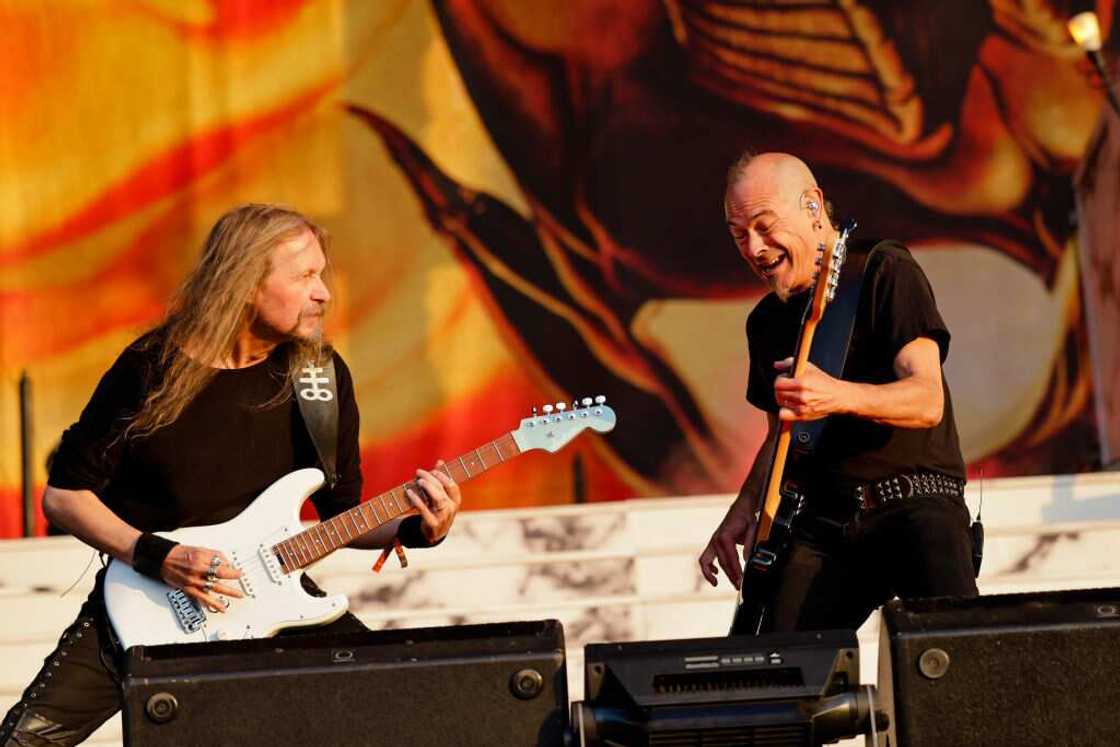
1, 570, 367, 746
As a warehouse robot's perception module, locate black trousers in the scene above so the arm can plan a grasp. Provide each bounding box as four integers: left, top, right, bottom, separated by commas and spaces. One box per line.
1, 570, 367, 747
762, 493, 979, 633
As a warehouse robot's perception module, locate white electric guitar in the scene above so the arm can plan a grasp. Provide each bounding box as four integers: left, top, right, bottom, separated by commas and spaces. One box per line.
105, 397, 617, 649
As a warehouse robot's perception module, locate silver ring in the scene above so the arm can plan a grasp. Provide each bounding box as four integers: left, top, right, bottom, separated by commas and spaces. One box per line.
203, 580, 214, 592
205, 570, 217, 582
209, 556, 222, 568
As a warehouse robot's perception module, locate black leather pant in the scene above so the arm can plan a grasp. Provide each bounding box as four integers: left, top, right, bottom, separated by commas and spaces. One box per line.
1, 571, 367, 746
761, 493, 979, 633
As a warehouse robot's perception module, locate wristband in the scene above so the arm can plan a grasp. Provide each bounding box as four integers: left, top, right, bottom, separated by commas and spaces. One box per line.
396, 515, 446, 549
132, 532, 178, 580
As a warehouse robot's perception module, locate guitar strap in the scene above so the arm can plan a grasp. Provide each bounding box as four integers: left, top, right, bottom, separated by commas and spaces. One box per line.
293, 356, 339, 489
787, 239, 887, 461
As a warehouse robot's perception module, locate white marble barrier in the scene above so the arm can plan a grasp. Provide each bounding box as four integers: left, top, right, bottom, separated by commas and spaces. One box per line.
1, 471, 1119, 745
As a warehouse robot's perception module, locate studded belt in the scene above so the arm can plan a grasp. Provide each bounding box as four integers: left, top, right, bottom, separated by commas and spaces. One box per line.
850, 472, 965, 511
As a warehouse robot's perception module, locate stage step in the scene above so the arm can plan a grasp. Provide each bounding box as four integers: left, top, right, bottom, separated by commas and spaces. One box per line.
2, 471, 1118, 745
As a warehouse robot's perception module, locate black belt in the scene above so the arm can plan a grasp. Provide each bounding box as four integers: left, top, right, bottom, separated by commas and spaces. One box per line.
847, 472, 965, 512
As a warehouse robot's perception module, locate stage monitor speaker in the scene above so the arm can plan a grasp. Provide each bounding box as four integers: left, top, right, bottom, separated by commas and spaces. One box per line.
878, 587, 1120, 747
574, 629, 880, 746
121, 619, 567, 746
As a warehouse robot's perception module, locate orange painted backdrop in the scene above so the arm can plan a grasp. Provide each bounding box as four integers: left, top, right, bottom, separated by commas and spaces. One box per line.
0, 0, 1112, 536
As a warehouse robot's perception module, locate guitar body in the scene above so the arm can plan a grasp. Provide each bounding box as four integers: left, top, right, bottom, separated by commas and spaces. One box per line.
729, 474, 807, 635
104, 468, 349, 650
103, 400, 618, 651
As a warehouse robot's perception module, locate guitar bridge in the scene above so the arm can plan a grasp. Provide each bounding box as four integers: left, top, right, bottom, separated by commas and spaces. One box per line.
167, 588, 206, 634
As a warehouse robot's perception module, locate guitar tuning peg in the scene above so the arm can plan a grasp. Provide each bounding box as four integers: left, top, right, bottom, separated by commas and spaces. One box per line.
556, 402, 567, 411
572, 399, 580, 410
531, 406, 538, 416
542, 404, 554, 414
594, 395, 606, 404
581, 397, 593, 406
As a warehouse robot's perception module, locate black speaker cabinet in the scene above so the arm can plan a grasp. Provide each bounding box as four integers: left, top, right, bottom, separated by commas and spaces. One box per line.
121, 619, 567, 746
877, 587, 1120, 747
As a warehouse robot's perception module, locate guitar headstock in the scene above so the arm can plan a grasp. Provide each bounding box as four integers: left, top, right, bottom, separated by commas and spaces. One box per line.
511, 395, 617, 453
808, 218, 856, 321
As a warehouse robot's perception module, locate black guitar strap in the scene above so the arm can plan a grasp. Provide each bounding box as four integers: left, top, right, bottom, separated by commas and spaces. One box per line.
293, 356, 339, 489
787, 239, 888, 460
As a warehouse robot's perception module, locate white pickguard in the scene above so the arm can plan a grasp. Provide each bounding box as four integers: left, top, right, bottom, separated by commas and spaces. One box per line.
104, 468, 349, 650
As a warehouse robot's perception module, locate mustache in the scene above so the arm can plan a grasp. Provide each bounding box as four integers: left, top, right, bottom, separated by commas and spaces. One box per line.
301, 303, 327, 318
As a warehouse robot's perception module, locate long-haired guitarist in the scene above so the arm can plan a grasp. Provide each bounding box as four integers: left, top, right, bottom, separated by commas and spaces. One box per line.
698, 152, 977, 634
2, 205, 462, 746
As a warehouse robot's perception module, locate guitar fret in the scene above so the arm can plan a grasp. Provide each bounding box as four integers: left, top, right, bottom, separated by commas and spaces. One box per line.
292, 534, 309, 566
335, 516, 353, 543
318, 523, 334, 551
296, 533, 314, 563
275, 543, 292, 570
323, 519, 340, 547
466, 453, 480, 474
310, 525, 327, 557
285, 542, 301, 570
345, 510, 361, 537
362, 501, 378, 528
498, 435, 519, 460
378, 494, 393, 518
488, 441, 504, 463
366, 499, 383, 524
458, 455, 471, 478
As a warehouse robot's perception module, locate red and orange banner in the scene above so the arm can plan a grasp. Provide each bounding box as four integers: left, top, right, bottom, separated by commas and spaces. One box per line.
1, 0, 1113, 536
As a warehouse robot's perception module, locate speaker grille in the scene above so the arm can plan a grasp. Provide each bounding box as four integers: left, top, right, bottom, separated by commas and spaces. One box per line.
653, 667, 804, 694
650, 723, 809, 746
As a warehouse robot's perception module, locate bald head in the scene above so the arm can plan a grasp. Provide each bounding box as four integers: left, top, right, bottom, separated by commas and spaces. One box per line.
725, 152, 819, 216
724, 152, 837, 300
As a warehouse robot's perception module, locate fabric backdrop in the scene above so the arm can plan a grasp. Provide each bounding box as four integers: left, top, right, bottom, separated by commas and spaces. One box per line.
0, 0, 1113, 536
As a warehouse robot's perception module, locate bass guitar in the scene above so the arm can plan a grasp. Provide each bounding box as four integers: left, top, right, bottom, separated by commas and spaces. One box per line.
729, 221, 857, 635
105, 397, 616, 649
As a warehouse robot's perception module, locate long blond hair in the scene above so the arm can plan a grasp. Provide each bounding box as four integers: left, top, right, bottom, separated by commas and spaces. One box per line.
128, 204, 332, 438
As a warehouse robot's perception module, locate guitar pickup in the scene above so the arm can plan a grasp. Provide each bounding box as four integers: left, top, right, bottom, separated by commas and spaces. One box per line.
228, 551, 255, 598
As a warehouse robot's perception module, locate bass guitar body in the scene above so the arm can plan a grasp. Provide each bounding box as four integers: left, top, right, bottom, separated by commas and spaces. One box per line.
728, 448, 809, 635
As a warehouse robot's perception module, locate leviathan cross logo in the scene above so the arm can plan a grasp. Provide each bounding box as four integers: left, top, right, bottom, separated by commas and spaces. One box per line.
298, 363, 333, 402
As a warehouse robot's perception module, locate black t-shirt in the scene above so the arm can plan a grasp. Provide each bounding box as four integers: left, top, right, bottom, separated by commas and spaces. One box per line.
49, 331, 362, 532
746, 240, 966, 487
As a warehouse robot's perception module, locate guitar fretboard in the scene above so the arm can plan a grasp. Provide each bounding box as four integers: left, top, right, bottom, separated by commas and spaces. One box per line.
271, 432, 521, 571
